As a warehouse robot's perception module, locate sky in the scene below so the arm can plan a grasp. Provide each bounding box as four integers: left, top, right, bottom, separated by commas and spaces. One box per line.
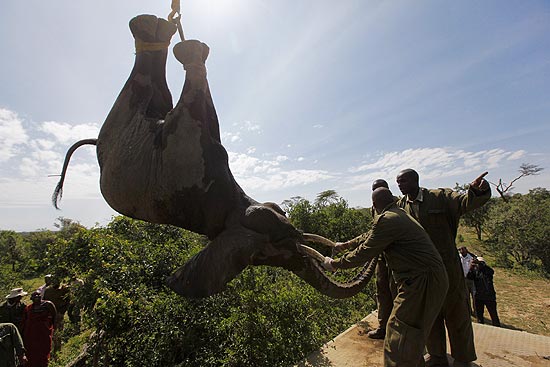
1, 0, 549, 232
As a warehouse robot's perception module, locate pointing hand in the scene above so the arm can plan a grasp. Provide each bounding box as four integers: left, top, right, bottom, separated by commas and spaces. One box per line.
470, 171, 489, 191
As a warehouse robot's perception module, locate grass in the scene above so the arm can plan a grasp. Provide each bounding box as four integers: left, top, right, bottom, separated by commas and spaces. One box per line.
457, 227, 550, 336
49, 328, 92, 367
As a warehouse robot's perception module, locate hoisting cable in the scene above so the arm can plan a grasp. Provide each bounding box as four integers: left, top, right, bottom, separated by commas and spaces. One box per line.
168, 0, 185, 41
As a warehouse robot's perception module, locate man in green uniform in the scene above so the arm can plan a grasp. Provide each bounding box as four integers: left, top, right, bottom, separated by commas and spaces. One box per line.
0, 322, 27, 367
368, 179, 398, 339
325, 187, 449, 367
396, 169, 491, 367
43, 277, 70, 354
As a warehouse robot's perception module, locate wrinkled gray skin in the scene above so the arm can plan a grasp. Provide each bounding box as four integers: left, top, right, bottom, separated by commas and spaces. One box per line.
52, 15, 376, 298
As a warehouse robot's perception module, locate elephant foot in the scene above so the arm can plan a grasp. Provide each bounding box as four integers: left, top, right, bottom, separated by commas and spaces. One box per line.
130, 14, 176, 48
173, 40, 210, 73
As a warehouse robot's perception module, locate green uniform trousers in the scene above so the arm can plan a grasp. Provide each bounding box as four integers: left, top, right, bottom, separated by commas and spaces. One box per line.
384, 269, 448, 367
426, 268, 476, 363
376, 255, 397, 330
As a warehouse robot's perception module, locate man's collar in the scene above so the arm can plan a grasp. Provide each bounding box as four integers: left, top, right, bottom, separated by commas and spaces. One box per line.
407, 188, 424, 203
379, 201, 397, 215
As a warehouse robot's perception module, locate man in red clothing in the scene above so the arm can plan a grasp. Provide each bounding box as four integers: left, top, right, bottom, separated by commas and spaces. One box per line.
22, 291, 57, 367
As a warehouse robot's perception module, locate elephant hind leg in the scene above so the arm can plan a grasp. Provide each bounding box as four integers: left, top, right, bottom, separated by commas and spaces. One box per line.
127, 15, 177, 119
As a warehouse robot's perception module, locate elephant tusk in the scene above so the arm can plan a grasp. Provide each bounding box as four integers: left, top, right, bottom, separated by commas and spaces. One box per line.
297, 244, 326, 263
302, 233, 337, 248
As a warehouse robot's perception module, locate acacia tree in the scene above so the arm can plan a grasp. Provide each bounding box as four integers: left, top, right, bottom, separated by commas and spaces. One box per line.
490, 163, 543, 201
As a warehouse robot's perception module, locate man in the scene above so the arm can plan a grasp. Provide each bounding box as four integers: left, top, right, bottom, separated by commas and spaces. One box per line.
0, 288, 28, 334
325, 187, 449, 367
67, 276, 84, 329
396, 169, 491, 367
467, 257, 500, 327
22, 291, 57, 367
458, 246, 476, 314
368, 179, 398, 339
37, 274, 53, 301
43, 277, 69, 354
0, 322, 28, 367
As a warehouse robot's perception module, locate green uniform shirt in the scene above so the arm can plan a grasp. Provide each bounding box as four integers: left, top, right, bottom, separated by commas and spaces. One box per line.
397, 187, 491, 287
0, 323, 25, 367
332, 203, 445, 283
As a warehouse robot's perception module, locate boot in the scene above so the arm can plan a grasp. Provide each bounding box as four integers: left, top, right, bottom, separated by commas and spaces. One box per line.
424, 354, 450, 367
367, 327, 386, 339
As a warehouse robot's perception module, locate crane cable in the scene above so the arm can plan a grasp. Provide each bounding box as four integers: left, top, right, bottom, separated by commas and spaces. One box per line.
168, 0, 185, 41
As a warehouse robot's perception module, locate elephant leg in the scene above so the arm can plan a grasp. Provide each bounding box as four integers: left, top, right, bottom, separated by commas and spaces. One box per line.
172, 40, 221, 143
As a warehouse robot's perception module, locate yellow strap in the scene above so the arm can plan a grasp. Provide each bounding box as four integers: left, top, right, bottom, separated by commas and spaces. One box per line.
135, 40, 170, 53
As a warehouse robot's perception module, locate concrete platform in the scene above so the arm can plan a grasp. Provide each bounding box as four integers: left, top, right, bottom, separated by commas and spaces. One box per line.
297, 312, 550, 367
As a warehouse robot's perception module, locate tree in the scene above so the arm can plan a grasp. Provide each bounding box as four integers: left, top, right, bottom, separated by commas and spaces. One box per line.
490, 163, 543, 201
44, 215, 374, 366
0, 231, 23, 271
484, 188, 550, 273
315, 190, 339, 207
284, 191, 372, 242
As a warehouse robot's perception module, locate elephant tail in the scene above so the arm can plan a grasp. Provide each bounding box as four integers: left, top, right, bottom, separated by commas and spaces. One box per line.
52, 138, 98, 209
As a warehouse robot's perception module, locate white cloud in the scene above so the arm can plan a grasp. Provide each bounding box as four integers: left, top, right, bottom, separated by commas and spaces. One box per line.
231, 120, 261, 133
507, 150, 526, 160
228, 150, 334, 191
351, 147, 527, 173
313, 124, 324, 128
222, 131, 242, 143
347, 147, 529, 191
40, 121, 100, 144
19, 157, 41, 177
0, 109, 101, 210
243, 120, 261, 132
0, 108, 28, 162
238, 169, 334, 191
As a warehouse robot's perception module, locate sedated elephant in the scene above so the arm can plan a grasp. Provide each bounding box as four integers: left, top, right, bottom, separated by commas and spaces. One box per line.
52, 14, 376, 299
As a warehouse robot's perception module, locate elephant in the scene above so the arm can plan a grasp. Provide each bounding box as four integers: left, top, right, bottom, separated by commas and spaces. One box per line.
52, 14, 376, 299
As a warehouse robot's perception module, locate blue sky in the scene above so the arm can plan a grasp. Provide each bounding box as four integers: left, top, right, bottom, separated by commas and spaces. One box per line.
1, 0, 549, 232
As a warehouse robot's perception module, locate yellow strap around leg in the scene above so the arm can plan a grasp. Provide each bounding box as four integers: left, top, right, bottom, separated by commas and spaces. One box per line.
135, 40, 170, 53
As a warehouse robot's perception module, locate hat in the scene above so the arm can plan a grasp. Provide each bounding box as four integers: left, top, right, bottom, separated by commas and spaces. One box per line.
476, 257, 485, 263
6, 288, 28, 299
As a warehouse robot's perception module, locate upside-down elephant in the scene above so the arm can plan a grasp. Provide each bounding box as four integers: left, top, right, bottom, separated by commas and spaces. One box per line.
52, 14, 376, 299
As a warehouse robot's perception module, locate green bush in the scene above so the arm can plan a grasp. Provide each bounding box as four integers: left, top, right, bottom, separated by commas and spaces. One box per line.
484, 188, 550, 274
44, 216, 373, 366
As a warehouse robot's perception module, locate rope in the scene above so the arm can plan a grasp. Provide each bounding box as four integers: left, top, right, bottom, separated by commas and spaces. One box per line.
168, 0, 180, 22
168, 0, 185, 41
